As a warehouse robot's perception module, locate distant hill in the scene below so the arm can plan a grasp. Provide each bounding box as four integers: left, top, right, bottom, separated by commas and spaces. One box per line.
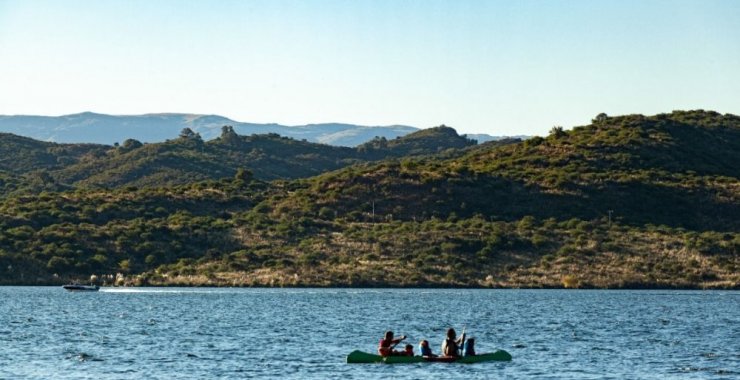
0, 112, 514, 146
0, 133, 107, 173
465, 133, 531, 143
0, 124, 489, 190
356, 125, 479, 160
0, 112, 421, 146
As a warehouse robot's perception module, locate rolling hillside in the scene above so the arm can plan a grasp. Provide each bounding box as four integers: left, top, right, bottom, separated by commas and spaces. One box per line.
287, 110, 740, 231
0, 110, 737, 288
0, 125, 481, 190
0, 133, 107, 174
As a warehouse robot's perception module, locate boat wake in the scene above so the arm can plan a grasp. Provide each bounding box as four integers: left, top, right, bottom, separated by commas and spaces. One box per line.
100, 288, 231, 294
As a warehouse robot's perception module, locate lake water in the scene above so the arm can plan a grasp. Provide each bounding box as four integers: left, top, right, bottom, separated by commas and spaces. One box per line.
0, 288, 737, 379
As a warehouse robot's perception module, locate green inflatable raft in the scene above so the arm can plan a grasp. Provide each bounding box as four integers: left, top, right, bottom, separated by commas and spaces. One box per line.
346, 350, 512, 364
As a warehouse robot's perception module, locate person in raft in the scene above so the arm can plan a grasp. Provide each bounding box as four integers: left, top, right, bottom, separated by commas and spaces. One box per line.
419, 340, 437, 358
463, 337, 476, 356
378, 331, 407, 356
404, 344, 414, 356
441, 328, 465, 357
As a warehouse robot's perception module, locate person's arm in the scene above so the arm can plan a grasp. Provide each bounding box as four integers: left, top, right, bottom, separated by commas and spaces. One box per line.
392, 335, 406, 345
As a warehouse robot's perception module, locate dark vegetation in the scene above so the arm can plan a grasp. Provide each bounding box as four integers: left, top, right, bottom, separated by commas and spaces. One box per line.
0, 110, 737, 288
0, 125, 479, 192
294, 111, 739, 231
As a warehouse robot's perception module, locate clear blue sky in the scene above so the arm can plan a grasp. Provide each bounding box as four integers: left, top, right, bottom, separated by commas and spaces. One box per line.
0, 0, 738, 136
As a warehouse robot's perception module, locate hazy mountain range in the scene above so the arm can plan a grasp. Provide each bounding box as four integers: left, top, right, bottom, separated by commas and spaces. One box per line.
0, 112, 512, 146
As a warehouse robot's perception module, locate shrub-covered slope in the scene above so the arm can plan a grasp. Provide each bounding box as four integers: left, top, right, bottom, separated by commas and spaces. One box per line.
0, 111, 737, 288
0, 133, 107, 174
1, 125, 482, 190
287, 111, 739, 231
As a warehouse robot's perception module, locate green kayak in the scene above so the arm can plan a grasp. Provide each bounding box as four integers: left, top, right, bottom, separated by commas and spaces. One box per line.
346, 350, 512, 364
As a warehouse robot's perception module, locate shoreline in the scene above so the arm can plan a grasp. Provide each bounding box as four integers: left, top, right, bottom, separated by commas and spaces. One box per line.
3, 283, 738, 290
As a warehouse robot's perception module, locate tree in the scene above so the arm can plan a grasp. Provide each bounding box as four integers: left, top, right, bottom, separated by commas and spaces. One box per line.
47, 256, 71, 272
593, 113, 609, 123
178, 127, 203, 148
234, 168, 253, 183
549, 126, 566, 138
119, 259, 131, 273
121, 139, 143, 150
220, 125, 240, 145
371, 136, 388, 149
179, 128, 197, 139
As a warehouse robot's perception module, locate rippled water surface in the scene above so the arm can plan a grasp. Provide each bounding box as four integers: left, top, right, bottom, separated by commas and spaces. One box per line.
0, 288, 738, 379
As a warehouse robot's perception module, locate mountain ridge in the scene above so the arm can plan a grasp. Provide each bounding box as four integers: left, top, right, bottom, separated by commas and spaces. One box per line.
0, 112, 512, 147
0, 124, 489, 190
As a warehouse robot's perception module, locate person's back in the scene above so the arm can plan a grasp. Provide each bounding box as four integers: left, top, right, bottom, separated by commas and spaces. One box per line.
463, 338, 476, 356
442, 337, 460, 357
441, 328, 461, 357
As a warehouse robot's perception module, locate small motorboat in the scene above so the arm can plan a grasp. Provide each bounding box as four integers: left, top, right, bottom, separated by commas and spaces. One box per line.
62, 284, 100, 291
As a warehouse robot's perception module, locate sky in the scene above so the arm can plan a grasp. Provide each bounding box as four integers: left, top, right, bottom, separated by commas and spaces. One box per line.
0, 0, 738, 136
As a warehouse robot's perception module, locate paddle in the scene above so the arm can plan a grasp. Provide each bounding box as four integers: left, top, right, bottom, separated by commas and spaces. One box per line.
459, 326, 466, 356
390, 335, 407, 350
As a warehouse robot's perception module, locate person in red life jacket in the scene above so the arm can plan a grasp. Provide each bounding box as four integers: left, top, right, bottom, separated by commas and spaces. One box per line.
403, 344, 414, 356
378, 331, 406, 356
441, 328, 464, 357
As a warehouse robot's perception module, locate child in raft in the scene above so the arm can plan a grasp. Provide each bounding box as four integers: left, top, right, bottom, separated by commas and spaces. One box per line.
463, 337, 476, 356
404, 344, 414, 356
419, 340, 437, 358
378, 331, 407, 356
